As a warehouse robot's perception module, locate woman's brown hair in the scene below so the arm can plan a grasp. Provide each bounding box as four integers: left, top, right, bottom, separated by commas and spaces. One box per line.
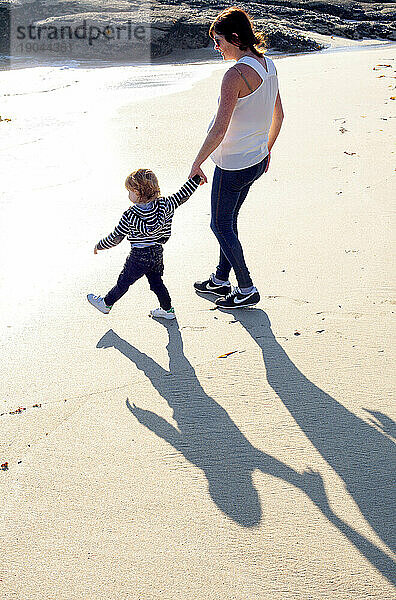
209, 7, 266, 57
125, 168, 160, 203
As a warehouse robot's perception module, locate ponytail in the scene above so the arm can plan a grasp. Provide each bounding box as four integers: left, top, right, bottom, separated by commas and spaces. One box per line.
209, 7, 267, 57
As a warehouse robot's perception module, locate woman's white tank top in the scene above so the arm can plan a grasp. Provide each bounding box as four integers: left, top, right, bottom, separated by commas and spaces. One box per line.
209, 55, 279, 170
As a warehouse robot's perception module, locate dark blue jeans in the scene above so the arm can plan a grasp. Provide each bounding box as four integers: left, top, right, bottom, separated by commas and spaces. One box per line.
104, 245, 171, 310
210, 155, 269, 288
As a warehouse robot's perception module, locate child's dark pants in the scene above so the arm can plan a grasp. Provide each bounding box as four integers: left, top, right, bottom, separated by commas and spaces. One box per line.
104, 245, 172, 310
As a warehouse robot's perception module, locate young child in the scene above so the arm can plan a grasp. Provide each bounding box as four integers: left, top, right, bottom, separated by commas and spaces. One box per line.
87, 169, 201, 319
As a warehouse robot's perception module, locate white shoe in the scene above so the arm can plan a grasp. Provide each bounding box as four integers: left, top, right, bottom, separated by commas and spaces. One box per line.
149, 307, 176, 320
87, 294, 112, 314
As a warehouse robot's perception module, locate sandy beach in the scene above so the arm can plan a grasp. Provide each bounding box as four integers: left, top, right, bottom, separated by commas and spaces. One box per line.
1, 42, 395, 599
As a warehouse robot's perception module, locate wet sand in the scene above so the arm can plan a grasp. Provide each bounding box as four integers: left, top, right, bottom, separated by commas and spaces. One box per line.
1, 44, 395, 598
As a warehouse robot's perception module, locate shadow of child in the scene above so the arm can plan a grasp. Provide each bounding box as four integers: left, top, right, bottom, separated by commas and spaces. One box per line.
97, 323, 326, 529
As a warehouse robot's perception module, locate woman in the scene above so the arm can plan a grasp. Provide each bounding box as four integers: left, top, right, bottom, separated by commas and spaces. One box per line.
189, 7, 284, 308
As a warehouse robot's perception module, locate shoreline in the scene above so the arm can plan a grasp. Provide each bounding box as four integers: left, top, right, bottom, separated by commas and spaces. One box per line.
1, 32, 394, 71
1, 35, 394, 121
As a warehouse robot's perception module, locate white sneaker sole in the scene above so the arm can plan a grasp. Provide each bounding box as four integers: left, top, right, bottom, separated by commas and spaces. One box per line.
149, 311, 176, 320
216, 303, 258, 309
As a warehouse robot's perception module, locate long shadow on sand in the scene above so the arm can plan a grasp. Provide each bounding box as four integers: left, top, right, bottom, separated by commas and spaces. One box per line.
97, 324, 324, 527
97, 319, 395, 585
226, 308, 395, 583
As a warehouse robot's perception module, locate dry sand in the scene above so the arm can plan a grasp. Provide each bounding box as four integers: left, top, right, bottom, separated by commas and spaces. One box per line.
1, 44, 395, 599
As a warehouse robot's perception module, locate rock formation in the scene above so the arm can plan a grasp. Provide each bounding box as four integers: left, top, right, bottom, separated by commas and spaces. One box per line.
1, 0, 395, 61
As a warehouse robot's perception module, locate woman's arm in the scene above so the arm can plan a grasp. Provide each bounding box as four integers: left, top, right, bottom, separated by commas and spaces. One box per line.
189, 68, 241, 182
268, 91, 284, 152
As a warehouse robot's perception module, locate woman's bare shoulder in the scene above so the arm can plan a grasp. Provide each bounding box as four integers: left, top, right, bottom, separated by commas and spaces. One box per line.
221, 66, 244, 90
223, 65, 243, 80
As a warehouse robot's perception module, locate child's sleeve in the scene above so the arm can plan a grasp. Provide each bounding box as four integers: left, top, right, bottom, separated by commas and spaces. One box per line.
96, 211, 130, 250
164, 175, 202, 211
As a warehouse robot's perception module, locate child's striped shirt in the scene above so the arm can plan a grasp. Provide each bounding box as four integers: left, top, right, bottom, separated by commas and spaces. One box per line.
96, 175, 201, 250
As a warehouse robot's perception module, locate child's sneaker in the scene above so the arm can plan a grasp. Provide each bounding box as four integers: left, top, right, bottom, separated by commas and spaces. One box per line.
149, 307, 176, 320
87, 294, 112, 314
194, 274, 231, 296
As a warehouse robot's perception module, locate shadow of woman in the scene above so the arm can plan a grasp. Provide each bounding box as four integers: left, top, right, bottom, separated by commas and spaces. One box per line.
225, 307, 396, 583
97, 324, 331, 529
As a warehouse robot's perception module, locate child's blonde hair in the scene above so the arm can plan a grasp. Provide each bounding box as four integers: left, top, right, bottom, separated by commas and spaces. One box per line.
125, 168, 160, 203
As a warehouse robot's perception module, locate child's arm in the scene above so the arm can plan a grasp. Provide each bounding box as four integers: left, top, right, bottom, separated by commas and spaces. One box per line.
95, 211, 130, 251
163, 174, 202, 211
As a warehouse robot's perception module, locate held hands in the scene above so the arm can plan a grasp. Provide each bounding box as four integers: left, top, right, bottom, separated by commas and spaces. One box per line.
189, 162, 207, 184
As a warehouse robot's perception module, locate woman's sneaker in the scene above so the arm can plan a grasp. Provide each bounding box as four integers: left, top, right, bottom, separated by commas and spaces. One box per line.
149, 307, 176, 320
87, 294, 112, 314
194, 274, 231, 296
215, 287, 260, 309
